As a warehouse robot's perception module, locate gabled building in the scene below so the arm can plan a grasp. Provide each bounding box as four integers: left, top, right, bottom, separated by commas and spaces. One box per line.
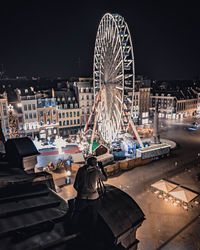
74, 78, 94, 127
37, 96, 59, 140
54, 84, 81, 136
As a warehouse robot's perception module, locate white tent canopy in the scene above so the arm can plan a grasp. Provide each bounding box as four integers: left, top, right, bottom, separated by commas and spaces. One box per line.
169, 187, 198, 203
151, 179, 177, 193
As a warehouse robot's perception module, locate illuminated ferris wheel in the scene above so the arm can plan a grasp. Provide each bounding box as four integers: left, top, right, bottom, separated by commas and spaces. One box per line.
93, 13, 135, 143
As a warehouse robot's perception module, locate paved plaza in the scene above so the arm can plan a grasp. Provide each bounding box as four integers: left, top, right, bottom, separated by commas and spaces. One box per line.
53, 119, 200, 249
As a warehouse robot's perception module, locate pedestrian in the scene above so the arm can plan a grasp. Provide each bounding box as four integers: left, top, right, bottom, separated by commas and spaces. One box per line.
48, 161, 55, 170
72, 156, 107, 233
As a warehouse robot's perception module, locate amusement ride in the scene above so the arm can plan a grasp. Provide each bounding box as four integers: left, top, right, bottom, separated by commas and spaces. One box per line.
83, 13, 144, 154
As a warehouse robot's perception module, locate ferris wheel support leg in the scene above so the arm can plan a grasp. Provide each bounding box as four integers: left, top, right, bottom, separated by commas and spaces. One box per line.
89, 111, 99, 154
83, 92, 101, 134
129, 119, 144, 148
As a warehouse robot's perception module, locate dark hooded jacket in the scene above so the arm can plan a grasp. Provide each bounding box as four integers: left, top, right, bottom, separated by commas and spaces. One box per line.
73, 164, 107, 200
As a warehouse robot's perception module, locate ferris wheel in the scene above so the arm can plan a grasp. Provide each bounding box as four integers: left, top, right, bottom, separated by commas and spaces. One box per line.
93, 13, 136, 143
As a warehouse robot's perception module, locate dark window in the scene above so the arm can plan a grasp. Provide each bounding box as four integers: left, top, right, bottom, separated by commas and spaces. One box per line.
24, 105, 27, 111
29, 113, 32, 119
53, 110, 56, 115
32, 104, 36, 110
77, 119, 80, 124
74, 112, 76, 117
70, 120, 73, 125
59, 121, 62, 126
46, 110, 50, 116
63, 121, 66, 126
66, 112, 69, 117
28, 104, 32, 110
74, 120, 76, 125
40, 111, 43, 117
67, 120, 69, 125
70, 112, 72, 117
62, 112, 65, 118
77, 111, 79, 116
33, 113, 37, 118
25, 114, 28, 119
59, 113, 61, 118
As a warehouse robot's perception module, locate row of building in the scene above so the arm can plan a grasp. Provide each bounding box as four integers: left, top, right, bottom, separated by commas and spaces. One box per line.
0, 77, 199, 140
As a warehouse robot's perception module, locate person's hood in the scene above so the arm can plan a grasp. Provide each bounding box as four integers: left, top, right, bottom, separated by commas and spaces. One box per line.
86, 165, 96, 173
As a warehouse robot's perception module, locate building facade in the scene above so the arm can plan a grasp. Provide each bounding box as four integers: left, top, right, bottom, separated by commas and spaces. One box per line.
37, 98, 59, 140
150, 89, 198, 119
74, 78, 94, 127
0, 92, 9, 138
139, 87, 151, 125
17, 88, 39, 138
54, 85, 81, 137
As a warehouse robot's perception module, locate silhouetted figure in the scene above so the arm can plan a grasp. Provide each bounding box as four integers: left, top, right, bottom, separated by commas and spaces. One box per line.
72, 156, 107, 234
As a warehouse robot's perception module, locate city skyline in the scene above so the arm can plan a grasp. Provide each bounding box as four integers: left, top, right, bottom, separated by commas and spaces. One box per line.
0, 0, 200, 80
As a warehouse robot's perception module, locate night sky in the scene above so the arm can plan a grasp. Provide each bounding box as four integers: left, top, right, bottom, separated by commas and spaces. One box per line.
0, 0, 199, 80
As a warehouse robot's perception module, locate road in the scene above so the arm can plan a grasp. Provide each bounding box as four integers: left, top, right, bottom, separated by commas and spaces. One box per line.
107, 119, 200, 250
59, 118, 200, 249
